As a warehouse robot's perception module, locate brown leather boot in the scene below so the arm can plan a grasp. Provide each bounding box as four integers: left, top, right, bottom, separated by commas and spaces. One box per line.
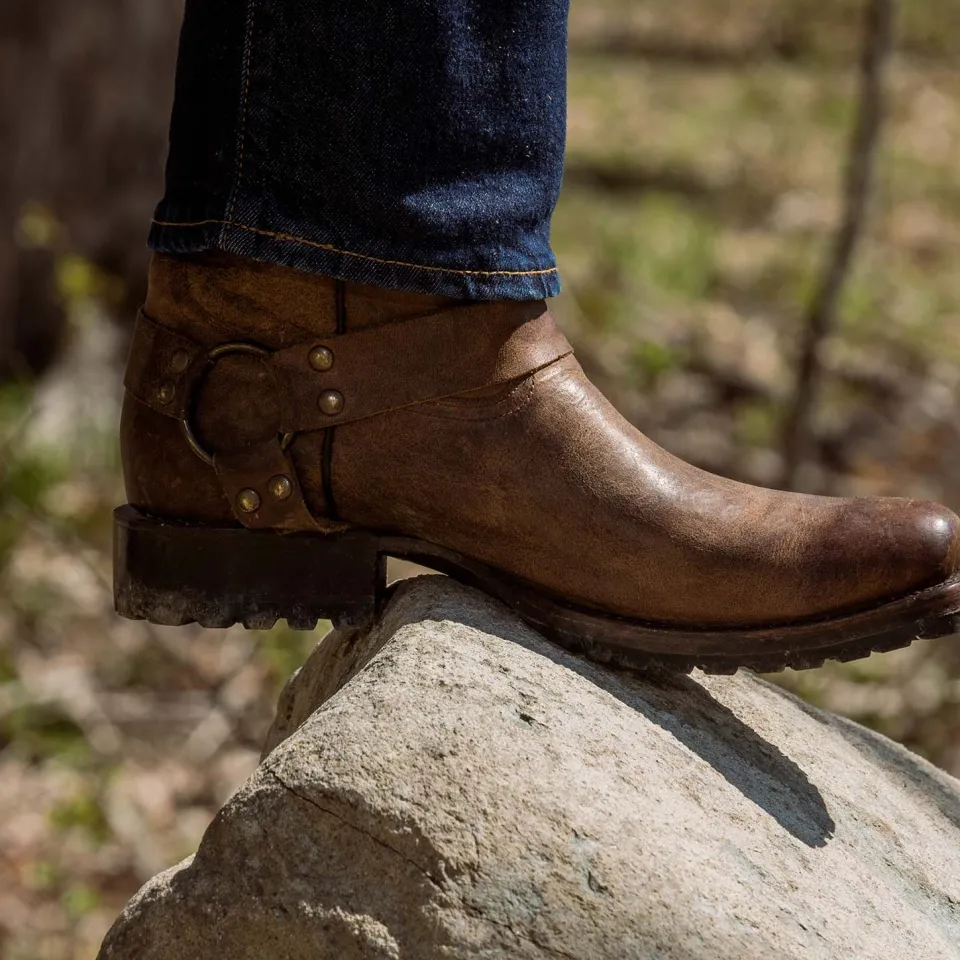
116, 253, 960, 673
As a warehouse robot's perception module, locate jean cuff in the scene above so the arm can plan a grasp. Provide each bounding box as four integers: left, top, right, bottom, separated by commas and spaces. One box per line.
148, 216, 561, 302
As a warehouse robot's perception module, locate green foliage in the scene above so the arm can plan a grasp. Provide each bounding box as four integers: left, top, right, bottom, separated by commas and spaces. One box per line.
633, 194, 717, 303
24, 862, 102, 918
0, 453, 68, 568
1, 707, 91, 766
62, 882, 101, 919
0, 384, 67, 565
28, 860, 61, 891
632, 339, 682, 386
50, 791, 111, 844
258, 624, 329, 692
552, 191, 716, 332
0, 648, 16, 684
735, 401, 780, 449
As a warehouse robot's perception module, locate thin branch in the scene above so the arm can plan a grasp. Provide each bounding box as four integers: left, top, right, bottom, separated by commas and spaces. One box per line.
780, 0, 894, 489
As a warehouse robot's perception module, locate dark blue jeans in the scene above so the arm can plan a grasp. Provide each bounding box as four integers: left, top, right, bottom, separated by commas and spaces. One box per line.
150, 1, 570, 301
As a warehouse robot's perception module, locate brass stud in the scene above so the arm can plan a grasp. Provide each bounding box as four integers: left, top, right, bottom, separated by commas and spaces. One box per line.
236, 488, 261, 514
156, 381, 176, 405
169, 348, 191, 374
268, 475, 293, 501
308, 345, 334, 372
318, 389, 345, 416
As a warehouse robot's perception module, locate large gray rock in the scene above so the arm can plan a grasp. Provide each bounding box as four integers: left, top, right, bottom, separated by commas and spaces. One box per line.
99, 576, 960, 959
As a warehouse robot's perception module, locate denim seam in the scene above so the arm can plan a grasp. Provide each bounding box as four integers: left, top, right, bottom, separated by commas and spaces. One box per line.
152, 218, 560, 278
222, 0, 257, 237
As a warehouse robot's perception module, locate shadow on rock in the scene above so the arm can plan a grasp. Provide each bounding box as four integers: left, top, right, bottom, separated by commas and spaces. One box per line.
409, 579, 836, 849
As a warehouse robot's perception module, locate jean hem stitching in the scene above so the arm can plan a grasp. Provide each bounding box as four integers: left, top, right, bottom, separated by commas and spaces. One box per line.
151, 218, 559, 278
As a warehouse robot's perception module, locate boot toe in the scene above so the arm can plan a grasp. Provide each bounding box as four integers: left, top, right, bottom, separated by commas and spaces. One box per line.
760, 497, 960, 625
900, 499, 960, 582
851, 498, 960, 604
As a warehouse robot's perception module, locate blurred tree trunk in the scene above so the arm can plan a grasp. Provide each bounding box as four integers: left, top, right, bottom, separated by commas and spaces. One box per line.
0, 0, 182, 379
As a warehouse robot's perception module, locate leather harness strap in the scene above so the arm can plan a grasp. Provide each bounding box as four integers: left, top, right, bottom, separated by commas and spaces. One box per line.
124, 310, 206, 422
268, 304, 572, 433
212, 439, 342, 533
124, 303, 573, 533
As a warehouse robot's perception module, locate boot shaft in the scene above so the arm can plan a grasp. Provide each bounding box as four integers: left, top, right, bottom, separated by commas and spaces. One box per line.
143, 253, 460, 347
122, 254, 534, 523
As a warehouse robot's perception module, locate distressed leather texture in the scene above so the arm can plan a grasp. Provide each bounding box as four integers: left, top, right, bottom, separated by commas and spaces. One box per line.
121, 253, 960, 627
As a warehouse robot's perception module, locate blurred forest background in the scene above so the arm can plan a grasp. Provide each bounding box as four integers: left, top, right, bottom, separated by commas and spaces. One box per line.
2, 0, 960, 956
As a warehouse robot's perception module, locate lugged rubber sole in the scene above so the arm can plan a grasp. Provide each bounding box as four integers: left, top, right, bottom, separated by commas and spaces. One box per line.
114, 505, 960, 674
114, 506, 386, 631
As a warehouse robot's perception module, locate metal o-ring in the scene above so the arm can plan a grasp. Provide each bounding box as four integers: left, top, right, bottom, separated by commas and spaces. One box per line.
180, 341, 294, 466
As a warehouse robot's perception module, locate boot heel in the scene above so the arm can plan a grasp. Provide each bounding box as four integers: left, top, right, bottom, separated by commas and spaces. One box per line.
113, 505, 385, 630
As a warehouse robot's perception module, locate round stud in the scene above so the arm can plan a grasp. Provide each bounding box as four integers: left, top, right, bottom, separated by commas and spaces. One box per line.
268, 475, 293, 501
318, 389, 345, 416
156, 381, 176, 405
169, 348, 191, 374
308, 345, 334, 372
236, 488, 261, 514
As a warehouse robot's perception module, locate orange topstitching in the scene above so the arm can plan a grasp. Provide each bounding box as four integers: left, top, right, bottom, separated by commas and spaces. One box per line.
151, 218, 560, 278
